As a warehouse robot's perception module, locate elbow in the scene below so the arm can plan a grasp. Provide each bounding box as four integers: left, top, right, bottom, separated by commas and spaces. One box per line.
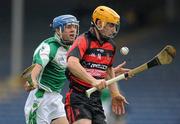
67, 61, 73, 70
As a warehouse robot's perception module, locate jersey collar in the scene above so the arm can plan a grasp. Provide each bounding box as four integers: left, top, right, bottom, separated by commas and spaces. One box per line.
54, 33, 70, 50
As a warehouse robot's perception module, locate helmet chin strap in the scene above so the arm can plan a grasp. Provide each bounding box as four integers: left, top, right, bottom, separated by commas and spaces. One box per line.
54, 33, 70, 47
92, 27, 109, 46
94, 25, 110, 38
55, 25, 78, 47
93, 21, 118, 39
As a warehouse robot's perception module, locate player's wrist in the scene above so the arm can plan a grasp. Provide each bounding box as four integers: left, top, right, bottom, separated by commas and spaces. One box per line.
31, 79, 38, 86
90, 78, 97, 86
111, 91, 120, 98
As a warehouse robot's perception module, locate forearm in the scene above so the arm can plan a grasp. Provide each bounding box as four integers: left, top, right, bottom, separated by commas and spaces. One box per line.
107, 67, 121, 96
113, 61, 130, 76
67, 56, 97, 86
109, 83, 121, 97
31, 64, 42, 82
113, 66, 124, 77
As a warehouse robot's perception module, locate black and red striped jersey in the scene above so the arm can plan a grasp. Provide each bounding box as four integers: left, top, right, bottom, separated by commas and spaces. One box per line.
66, 31, 116, 89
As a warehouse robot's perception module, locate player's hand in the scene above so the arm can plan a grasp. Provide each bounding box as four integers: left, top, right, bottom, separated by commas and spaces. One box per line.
114, 61, 130, 75
94, 79, 107, 91
24, 80, 38, 92
112, 93, 129, 115
114, 61, 130, 79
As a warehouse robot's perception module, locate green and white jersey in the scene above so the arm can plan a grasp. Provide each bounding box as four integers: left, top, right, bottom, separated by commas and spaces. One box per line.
33, 34, 70, 92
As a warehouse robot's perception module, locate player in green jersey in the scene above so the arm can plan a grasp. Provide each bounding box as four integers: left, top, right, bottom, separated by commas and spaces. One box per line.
24, 15, 79, 124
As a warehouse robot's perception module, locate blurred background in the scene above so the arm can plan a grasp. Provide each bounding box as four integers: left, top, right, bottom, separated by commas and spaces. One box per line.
0, 0, 179, 124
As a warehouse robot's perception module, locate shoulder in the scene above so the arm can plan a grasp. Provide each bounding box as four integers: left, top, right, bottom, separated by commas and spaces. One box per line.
45, 37, 59, 45
38, 37, 60, 55
76, 33, 86, 41
43, 37, 60, 49
73, 33, 88, 47
67, 33, 88, 57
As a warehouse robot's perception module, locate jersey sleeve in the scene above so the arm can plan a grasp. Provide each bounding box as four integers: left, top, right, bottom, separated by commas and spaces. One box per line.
67, 35, 87, 60
33, 43, 51, 68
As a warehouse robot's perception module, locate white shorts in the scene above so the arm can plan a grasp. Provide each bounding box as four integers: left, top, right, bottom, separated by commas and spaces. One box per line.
24, 89, 66, 124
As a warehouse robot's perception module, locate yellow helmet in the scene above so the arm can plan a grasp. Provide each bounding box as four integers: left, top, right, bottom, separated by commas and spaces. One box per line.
92, 6, 120, 38
92, 6, 120, 26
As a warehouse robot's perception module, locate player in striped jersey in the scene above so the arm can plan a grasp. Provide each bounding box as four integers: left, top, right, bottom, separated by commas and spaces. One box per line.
65, 6, 128, 124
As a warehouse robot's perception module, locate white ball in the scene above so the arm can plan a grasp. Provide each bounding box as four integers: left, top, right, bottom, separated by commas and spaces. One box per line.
120, 47, 129, 55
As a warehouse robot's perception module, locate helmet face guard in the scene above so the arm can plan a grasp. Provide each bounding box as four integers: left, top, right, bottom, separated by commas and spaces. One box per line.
93, 21, 120, 39
52, 15, 79, 45
60, 23, 79, 45
105, 22, 120, 38
65, 22, 79, 37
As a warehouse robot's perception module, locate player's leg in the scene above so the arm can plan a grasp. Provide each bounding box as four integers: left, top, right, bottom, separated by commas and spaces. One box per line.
65, 91, 93, 124
73, 119, 91, 124
24, 89, 49, 124
51, 116, 69, 124
91, 101, 107, 124
24, 89, 36, 124
48, 92, 68, 124
92, 113, 107, 124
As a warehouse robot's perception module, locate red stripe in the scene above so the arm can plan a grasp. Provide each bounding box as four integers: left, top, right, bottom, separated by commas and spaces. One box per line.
83, 55, 112, 65
90, 41, 114, 51
65, 90, 73, 124
71, 107, 75, 123
67, 35, 87, 58
70, 75, 93, 88
78, 36, 87, 58
85, 68, 107, 78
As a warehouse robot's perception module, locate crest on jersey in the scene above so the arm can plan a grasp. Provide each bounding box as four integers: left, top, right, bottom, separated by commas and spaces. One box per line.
97, 53, 101, 60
